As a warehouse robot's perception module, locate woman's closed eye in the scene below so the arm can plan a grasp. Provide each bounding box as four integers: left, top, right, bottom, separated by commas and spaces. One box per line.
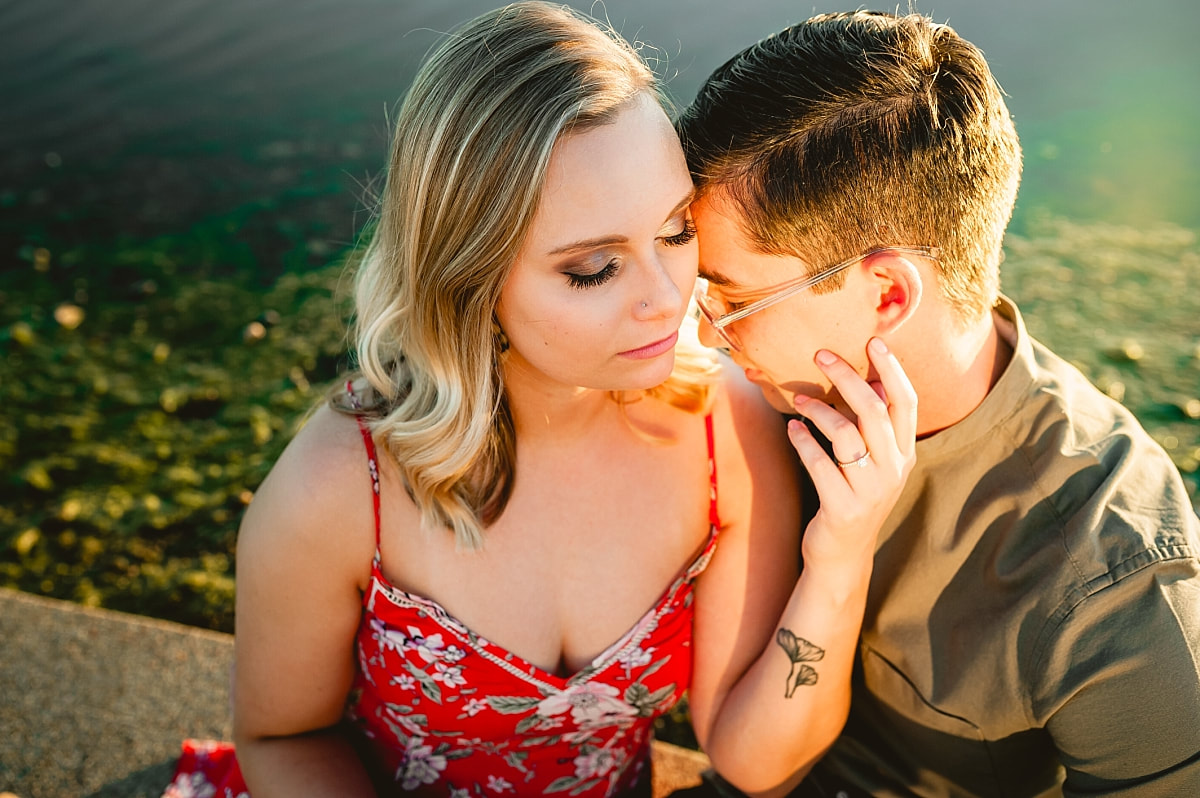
566, 258, 620, 289
661, 217, 697, 248
564, 214, 694, 289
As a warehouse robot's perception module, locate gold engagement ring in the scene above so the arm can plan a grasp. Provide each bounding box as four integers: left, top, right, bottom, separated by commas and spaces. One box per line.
836, 452, 871, 469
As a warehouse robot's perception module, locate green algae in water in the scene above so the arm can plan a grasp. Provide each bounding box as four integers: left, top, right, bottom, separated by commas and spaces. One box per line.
1, 239, 351, 631
1003, 213, 1200, 487
1, 215, 1198, 633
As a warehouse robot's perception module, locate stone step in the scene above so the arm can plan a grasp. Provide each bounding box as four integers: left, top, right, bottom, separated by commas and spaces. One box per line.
0, 589, 709, 797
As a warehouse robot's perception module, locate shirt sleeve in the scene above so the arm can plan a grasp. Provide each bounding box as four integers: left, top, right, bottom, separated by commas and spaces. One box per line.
1031, 547, 1200, 796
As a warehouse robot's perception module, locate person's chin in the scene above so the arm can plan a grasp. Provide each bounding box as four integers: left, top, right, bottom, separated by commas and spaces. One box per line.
757, 383, 797, 414
753, 377, 836, 415
621, 353, 678, 392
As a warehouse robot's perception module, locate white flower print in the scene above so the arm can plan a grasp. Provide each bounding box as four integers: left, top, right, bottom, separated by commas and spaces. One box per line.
450, 789, 471, 798
443, 644, 467, 663
573, 748, 618, 780
487, 775, 514, 793
397, 741, 448, 791
576, 700, 639, 731
163, 772, 216, 798
618, 645, 655, 670
370, 618, 409, 653
537, 682, 638, 731
188, 740, 225, 756
463, 698, 488, 717
390, 673, 417, 691
594, 614, 661, 665
433, 662, 467, 687
404, 626, 447, 663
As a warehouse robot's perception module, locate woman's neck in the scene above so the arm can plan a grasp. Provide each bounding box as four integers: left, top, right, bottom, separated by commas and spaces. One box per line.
501, 358, 623, 445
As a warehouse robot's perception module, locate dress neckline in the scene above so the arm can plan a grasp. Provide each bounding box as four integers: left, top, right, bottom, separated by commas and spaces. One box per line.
365, 523, 718, 689
352, 403, 720, 690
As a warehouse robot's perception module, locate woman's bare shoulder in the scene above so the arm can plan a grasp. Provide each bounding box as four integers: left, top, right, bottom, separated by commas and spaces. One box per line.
232, 403, 379, 742
236, 403, 378, 581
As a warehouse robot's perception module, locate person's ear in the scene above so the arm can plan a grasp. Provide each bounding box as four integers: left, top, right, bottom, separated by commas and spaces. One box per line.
866, 252, 923, 335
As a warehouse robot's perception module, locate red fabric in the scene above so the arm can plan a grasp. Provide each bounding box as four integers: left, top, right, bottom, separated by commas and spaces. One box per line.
166, 403, 719, 798
162, 739, 246, 797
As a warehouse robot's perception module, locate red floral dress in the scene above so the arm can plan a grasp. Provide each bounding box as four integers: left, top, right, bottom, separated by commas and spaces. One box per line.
164, 411, 719, 798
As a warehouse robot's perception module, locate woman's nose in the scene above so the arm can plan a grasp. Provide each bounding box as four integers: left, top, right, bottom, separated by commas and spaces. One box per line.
633, 259, 684, 320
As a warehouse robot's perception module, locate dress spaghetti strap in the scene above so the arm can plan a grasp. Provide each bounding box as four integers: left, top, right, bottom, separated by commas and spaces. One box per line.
705, 412, 720, 529
346, 380, 383, 547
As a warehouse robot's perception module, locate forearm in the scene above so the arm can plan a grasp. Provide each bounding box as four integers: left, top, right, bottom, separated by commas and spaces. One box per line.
702, 555, 872, 796
234, 725, 379, 798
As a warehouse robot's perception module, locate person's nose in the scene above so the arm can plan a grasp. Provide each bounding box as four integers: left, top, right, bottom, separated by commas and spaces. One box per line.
633, 256, 684, 321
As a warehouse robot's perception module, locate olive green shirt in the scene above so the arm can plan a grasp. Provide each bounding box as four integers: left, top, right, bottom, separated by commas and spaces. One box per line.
802, 298, 1200, 797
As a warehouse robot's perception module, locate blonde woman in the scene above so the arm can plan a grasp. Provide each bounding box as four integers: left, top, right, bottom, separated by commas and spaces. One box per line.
166, 3, 916, 796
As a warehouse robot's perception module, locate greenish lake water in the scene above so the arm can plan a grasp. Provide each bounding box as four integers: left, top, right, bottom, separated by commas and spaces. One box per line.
1, 0, 1197, 641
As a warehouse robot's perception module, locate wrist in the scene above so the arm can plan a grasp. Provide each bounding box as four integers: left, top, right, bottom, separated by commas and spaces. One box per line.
801, 533, 876, 576
798, 544, 875, 606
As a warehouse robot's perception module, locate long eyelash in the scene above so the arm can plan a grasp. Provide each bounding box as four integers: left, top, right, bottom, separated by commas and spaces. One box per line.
567, 260, 619, 289
663, 219, 697, 247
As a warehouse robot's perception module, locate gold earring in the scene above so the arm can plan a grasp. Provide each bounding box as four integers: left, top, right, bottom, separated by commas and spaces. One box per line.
492, 318, 510, 355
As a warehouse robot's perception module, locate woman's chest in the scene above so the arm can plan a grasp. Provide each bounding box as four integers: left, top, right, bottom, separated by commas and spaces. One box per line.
378, 439, 713, 675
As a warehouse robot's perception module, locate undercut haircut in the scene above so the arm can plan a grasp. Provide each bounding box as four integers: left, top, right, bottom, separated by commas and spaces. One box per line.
677, 10, 1022, 322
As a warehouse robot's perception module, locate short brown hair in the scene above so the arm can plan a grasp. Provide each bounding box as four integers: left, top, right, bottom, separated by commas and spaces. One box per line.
676, 10, 1022, 322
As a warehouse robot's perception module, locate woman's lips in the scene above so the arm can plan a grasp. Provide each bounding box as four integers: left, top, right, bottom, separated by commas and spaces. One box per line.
619, 331, 678, 359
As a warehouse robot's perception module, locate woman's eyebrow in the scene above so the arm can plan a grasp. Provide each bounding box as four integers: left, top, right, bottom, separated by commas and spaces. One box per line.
545, 188, 697, 256
547, 234, 628, 256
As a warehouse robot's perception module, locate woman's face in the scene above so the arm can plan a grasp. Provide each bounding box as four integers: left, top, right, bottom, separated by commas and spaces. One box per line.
496, 92, 698, 394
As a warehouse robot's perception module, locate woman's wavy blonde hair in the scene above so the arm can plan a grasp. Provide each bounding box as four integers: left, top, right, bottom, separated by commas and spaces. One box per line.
340, 1, 718, 549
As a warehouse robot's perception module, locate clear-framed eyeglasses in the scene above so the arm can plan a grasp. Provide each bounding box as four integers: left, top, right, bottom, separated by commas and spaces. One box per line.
692, 245, 940, 351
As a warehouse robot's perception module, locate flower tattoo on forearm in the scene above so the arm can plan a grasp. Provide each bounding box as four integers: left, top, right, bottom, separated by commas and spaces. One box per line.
776, 628, 826, 698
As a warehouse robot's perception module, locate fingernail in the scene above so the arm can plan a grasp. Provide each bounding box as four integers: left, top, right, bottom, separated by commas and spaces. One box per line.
787, 419, 801, 434
815, 350, 837, 366
870, 338, 889, 354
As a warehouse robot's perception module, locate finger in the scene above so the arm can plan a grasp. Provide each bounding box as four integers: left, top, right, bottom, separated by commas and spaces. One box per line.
786, 418, 855, 504
792, 395, 869, 468
868, 380, 888, 404
865, 337, 918, 458
812, 349, 898, 466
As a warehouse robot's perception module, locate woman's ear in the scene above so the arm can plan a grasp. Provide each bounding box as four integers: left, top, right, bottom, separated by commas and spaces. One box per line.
868, 253, 923, 335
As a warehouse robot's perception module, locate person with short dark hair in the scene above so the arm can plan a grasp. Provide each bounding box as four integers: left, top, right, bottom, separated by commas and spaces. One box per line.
677, 10, 1200, 797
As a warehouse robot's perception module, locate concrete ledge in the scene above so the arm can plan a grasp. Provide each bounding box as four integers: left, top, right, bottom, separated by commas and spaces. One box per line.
0, 589, 709, 797
650, 743, 710, 797
0, 589, 234, 798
